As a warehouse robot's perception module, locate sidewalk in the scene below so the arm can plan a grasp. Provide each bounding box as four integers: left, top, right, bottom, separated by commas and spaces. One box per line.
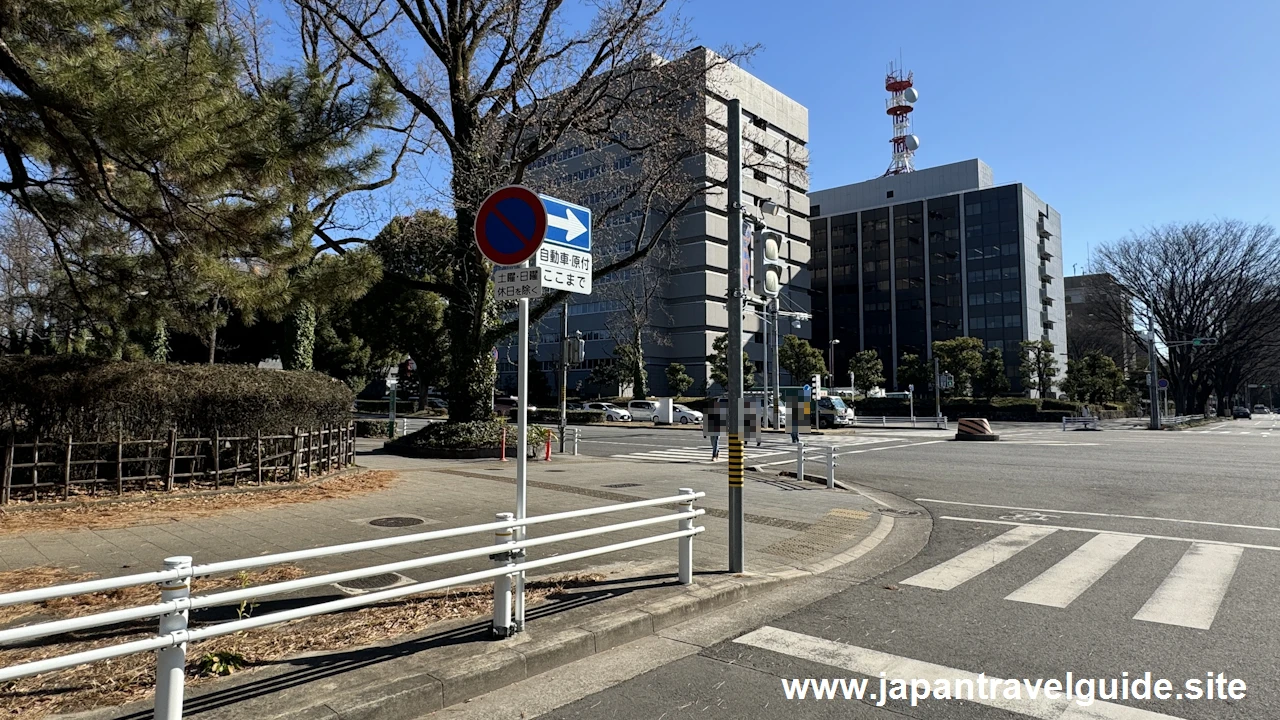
4, 440, 924, 720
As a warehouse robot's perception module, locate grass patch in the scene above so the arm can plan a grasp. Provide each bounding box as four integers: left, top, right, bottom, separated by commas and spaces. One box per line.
0, 566, 602, 718
0, 470, 399, 536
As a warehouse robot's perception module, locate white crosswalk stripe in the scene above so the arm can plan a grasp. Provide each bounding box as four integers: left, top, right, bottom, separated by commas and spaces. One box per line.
1134, 544, 1242, 630
1004, 533, 1143, 607
902, 528, 1250, 630
901, 526, 1057, 590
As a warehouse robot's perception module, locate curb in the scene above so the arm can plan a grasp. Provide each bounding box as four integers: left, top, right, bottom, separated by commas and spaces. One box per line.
76, 489, 921, 720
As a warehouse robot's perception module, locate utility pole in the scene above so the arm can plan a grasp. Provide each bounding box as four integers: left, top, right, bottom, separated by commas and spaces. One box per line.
773, 302, 782, 431
761, 302, 769, 429
1147, 321, 1160, 430
726, 98, 745, 574
559, 300, 569, 453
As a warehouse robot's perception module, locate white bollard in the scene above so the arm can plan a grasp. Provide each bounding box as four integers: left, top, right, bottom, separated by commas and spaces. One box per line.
796, 441, 805, 481
678, 488, 695, 585
572, 429, 579, 456
826, 446, 835, 489
492, 513, 514, 638
154, 556, 192, 720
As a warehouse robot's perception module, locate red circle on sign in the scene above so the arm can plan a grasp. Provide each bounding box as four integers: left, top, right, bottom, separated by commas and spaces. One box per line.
474, 185, 547, 265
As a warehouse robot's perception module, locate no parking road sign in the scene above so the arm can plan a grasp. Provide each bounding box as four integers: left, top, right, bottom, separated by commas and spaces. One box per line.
474, 185, 547, 266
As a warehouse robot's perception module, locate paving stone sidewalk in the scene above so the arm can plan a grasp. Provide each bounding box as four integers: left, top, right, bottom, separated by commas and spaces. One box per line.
1, 439, 887, 591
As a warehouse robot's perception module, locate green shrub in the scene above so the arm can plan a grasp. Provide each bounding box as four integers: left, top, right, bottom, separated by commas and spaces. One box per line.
354, 399, 416, 415
354, 420, 392, 438
529, 409, 607, 424
387, 419, 555, 451
0, 356, 352, 442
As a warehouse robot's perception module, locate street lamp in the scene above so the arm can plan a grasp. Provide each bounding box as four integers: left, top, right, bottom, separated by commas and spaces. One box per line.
828, 339, 840, 387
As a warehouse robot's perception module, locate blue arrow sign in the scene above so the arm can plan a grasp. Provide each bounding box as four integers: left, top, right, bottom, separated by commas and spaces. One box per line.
539, 194, 591, 251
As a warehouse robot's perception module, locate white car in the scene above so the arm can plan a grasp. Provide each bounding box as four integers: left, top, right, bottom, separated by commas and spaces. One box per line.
627, 400, 659, 421
672, 404, 703, 425
585, 402, 632, 421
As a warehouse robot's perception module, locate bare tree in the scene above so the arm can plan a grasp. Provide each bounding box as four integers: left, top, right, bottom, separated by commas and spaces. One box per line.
601, 250, 671, 399
287, 0, 794, 420
1095, 220, 1280, 414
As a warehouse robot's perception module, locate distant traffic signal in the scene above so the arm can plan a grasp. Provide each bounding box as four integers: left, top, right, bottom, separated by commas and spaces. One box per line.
1191, 337, 1218, 346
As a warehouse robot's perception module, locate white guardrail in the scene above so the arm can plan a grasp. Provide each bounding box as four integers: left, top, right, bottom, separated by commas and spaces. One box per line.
0, 491, 706, 719
848, 416, 949, 430
1162, 414, 1205, 425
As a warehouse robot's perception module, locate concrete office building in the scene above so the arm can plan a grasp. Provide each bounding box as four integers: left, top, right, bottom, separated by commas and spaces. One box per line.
1065, 273, 1139, 368
808, 159, 1066, 393
499, 48, 811, 397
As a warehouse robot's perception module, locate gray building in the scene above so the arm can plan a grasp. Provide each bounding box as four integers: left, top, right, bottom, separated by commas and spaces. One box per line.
501, 48, 811, 398
808, 159, 1066, 394
1065, 273, 1138, 368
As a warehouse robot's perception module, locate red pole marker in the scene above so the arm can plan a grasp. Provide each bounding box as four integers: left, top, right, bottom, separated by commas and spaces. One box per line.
500, 426, 508, 462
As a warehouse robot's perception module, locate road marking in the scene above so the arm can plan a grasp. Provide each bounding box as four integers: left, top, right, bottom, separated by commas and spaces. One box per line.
901, 525, 1057, 590
735, 626, 1186, 719
938, 516, 1280, 552
1133, 544, 1243, 630
1005, 534, 1144, 608
916, 499, 1280, 534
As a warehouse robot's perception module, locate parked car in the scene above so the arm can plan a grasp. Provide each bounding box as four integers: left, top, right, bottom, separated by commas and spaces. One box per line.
1232, 406, 1252, 419
672, 404, 703, 425
817, 396, 853, 428
425, 398, 448, 410
493, 397, 538, 418
584, 402, 632, 421
627, 400, 659, 421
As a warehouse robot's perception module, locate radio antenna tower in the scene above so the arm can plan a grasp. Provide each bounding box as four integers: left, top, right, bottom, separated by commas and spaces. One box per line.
883, 61, 920, 175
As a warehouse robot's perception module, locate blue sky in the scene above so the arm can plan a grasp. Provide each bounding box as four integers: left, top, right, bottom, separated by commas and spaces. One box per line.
681, 0, 1280, 273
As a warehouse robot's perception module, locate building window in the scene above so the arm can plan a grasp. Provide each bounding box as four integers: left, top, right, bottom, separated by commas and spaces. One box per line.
966, 203, 982, 216
1006, 315, 1022, 328
969, 293, 985, 306
886, 190, 895, 199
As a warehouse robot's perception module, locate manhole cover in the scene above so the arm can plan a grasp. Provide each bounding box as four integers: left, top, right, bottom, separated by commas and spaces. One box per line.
602, 482, 642, 488
877, 508, 921, 517
546, 469, 567, 473
369, 516, 424, 527
336, 573, 404, 591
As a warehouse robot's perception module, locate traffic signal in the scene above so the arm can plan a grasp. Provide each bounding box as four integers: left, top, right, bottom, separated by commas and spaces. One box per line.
566, 335, 586, 365
1192, 337, 1218, 346
752, 230, 786, 299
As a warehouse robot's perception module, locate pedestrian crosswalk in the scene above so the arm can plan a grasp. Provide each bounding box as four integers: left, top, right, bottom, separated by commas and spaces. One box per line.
609, 436, 904, 464
901, 525, 1255, 630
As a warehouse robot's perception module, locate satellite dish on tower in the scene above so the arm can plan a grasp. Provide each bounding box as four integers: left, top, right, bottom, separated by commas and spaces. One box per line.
905, 135, 921, 151
903, 87, 919, 103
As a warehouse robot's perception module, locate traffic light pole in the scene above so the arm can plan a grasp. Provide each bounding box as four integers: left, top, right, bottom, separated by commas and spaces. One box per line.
727, 98, 745, 574
559, 300, 569, 453
1147, 323, 1161, 430
934, 356, 941, 418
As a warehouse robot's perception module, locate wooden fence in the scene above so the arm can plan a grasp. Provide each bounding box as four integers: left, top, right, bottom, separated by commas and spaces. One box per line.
1, 422, 356, 505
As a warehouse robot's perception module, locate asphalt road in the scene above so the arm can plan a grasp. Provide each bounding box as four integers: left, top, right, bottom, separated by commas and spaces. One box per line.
436, 414, 1280, 719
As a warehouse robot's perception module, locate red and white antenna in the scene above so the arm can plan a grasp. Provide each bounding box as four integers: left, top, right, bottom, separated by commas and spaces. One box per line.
883, 61, 920, 176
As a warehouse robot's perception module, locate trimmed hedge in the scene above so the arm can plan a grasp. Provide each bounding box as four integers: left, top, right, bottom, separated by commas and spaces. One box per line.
530, 409, 607, 424
385, 419, 553, 453
354, 419, 392, 438
851, 396, 1134, 422
0, 356, 352, 442
354, 399, 417, 414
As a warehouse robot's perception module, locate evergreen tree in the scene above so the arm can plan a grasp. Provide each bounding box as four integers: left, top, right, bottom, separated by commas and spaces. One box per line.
778, 335, 827, 386
666, 363, 694, 400
976, 348, 1011, 399
932, 337, 985, 397
847, 350, 885, 395
1020, 340, 1061, 400
708, 334, 755, 392
897, 353, 932, 396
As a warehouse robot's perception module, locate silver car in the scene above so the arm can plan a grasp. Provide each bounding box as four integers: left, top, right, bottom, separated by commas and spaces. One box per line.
585, 402, 632, 421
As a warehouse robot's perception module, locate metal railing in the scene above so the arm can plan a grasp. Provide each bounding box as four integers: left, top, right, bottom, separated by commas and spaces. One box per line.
1162, 414, 1205, 426
789, 441, 839, 489
1062, 416, 1100, 430
0, 490, 705, 719
847, 416, 949, 430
